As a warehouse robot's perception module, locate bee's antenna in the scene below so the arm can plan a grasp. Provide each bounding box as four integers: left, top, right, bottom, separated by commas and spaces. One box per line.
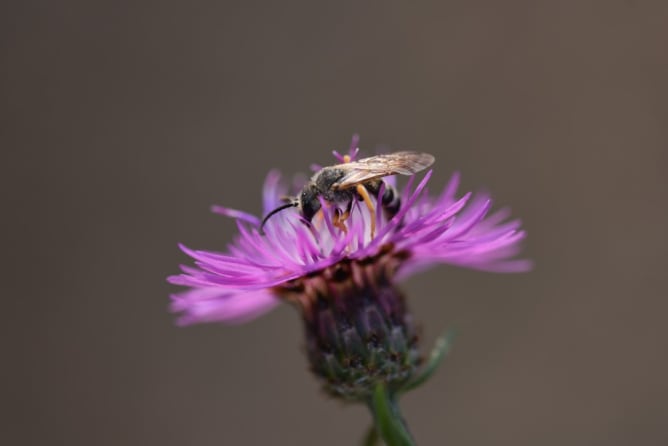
260, 201, 298, 234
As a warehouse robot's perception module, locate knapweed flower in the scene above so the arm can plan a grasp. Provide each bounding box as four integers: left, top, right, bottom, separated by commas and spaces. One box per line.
168, 137, 530, 408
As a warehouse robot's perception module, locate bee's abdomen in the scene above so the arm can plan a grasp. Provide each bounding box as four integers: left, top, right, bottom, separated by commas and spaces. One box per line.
381, 185, 401, 220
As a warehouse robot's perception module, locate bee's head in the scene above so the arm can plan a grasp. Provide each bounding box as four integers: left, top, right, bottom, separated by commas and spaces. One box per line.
299, 185, 321, 222
259, 185, 321, 235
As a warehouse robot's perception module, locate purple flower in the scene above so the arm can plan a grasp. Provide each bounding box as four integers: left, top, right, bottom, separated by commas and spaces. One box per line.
167, 140, 531, 326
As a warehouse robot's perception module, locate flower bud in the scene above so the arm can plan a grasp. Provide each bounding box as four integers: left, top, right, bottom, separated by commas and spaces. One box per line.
279, 256, 421, 401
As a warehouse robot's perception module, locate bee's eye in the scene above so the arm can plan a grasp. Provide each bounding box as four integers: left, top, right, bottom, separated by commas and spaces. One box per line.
300, 190, 321, 222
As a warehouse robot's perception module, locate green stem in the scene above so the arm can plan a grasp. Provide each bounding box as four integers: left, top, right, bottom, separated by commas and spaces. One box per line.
367, 384, 415, 446
361, 424, 380, 446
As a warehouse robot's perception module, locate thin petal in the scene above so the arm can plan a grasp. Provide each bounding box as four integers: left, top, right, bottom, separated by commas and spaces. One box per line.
171, 288, 281, 325
210, 205, 261, 227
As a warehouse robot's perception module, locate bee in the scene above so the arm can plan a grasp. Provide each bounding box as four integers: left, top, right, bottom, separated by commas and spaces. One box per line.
260, 151, 435, 237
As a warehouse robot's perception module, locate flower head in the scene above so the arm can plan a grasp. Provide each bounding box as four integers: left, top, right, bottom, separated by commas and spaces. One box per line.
168, 138, 530, 328
169, 136, 531, 432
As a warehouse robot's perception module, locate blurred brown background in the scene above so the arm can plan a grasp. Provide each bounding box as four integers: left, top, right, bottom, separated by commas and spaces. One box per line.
3, 1, 667, 445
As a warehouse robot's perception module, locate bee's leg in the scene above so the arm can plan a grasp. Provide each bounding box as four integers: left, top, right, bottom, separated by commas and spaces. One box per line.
355, 184, 377, 238
364, 180, 400, 220
332, 199, 353, 233
314, 208, 325, 227
341, 198, 353, 223
332, 208, 348, 234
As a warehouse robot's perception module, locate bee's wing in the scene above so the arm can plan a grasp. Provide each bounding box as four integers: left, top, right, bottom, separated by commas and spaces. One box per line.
333, 151, 435, 189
